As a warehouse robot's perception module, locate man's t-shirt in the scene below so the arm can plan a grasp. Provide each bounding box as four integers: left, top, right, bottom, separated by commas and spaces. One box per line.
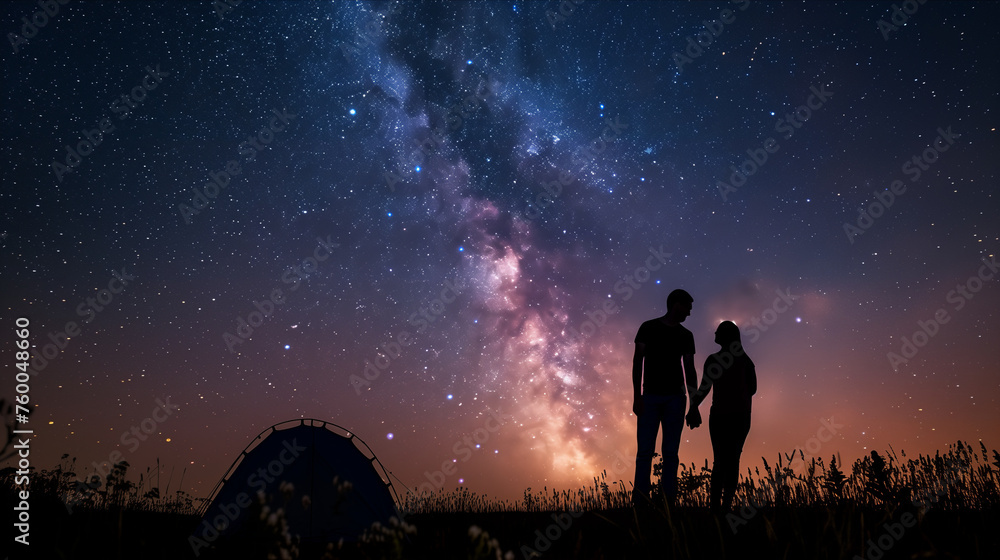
634, 319, 696, 396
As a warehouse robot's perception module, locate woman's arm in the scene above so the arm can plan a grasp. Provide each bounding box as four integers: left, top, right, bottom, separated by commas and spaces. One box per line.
689, 354, 718, 409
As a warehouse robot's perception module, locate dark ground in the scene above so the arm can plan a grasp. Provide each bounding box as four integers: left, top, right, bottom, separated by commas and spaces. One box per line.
4, 495, 999, 560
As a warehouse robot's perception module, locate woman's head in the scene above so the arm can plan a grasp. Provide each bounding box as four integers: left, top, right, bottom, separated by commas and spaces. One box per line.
714, 321, 742, 347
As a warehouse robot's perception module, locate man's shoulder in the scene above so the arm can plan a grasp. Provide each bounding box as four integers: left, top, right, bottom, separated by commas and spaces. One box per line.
637, 319, 692, 335
637, 318, 669, 333
650, 319, 692, 333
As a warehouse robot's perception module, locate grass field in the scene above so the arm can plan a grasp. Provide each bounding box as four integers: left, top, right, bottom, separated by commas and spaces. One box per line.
3, 440, 998, 559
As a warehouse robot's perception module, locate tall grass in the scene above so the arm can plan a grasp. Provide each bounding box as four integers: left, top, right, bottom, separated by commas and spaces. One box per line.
4, 440, 997, 516
401, 440, 1000, 514
2, 441, 997, 559
0, 453, 199, 515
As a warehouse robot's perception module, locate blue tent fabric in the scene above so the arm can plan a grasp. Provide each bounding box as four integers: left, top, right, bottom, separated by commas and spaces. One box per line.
195, 419, 399, 546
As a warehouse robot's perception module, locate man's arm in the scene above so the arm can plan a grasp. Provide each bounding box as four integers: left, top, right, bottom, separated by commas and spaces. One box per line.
632, 343, 645, 416
683, 353, 702, 428
683, 353, 697, 403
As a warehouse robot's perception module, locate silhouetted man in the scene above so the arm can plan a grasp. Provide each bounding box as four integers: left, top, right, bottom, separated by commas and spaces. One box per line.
632, 289, 698, 506
686, 320, 757, 512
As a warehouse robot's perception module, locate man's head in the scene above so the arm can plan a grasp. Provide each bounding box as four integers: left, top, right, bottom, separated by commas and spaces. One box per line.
666, 289, 693, 322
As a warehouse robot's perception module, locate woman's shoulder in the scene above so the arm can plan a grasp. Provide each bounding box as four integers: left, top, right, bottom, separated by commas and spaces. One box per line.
706, 349, 754, 366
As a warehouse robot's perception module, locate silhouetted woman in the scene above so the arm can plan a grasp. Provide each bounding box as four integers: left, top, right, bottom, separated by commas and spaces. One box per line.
685, 321, 756, 512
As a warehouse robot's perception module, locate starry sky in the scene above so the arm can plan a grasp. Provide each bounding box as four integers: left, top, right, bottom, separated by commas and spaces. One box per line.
2, 1, 998, 504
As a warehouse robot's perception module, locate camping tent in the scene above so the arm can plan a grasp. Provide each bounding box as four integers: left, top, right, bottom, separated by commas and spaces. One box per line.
192, 418, 401, 550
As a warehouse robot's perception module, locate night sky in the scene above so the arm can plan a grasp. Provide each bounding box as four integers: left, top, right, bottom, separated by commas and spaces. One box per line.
2, 0, 998, 505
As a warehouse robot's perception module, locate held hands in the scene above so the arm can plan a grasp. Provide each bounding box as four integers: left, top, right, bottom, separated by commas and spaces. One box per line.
685, 407, 702, 429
